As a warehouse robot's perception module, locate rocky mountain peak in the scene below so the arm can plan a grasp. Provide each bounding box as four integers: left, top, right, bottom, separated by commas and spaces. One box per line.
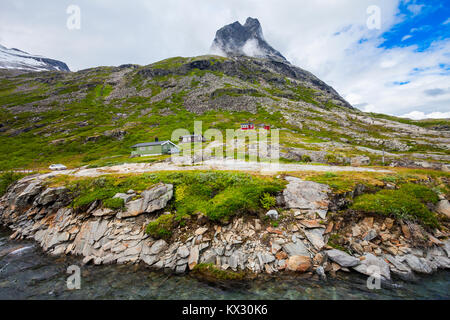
210, 17, 287, 62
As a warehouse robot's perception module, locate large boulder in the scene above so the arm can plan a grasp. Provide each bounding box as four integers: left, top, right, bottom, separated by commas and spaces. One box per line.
150, 239, 168, 255
436, 200, 450, 219
384, 254, 415, 281
353, 253, 391, 280
286, 255, 312, 272
326, 249, 360, 267
118, 183, 173, 218
403, 254, 433, 274
35, 187, 69, 207
282, 177, 330, 219
282, 241, 310, 257
351, 156, 370, 167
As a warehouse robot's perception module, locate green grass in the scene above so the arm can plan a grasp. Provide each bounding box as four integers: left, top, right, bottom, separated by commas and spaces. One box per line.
146, 213, 176, 240
49, 171, 285, 223
103, 197, 125, 210
192, 263, 245, 280
0, 171, 27, 196
351, 183, 440, 228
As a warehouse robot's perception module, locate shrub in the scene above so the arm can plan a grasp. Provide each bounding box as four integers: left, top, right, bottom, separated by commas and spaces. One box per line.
0, 171, 25, 196
260, 192, 276, 210
103, 197, 124, 210
146, 214, 176, 240
351, 183, 440, 228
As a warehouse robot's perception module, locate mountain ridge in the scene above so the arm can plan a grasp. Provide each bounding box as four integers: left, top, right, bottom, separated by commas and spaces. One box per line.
0, 44, 70, 72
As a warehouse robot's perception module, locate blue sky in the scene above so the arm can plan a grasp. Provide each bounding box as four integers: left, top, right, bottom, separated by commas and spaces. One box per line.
381, 0, 449, 51
0, 0, 449, 119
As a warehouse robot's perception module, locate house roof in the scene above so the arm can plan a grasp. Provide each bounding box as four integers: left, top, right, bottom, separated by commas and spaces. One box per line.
180, 134, 203, 138
131, 140, 178, 148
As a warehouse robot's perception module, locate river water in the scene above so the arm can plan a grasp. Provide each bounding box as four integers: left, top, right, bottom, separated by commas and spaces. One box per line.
0, 227, 448, 300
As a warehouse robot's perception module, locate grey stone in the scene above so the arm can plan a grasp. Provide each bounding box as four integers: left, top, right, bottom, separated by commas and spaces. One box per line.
119, 183, 173, 218
304, 229, 325, 250
282, 241, 310, 257
316, 266, 327, 280
200, 249, 217, 264
113, 193, 134, 204
404, 254, 433, 274
326, 249, 360, 267
257, 252, 275, 266
175, 264, 187, 274
352, 253, 390, 280
443, 239, 450, 257
266, 210, 279, 220
351, 156, 370, 166
15, 181, 44, 208
36, 187, 68, 206
363, 229, 378, 241
177, 245, 190, 258
150, 239, 168, 255
282, 177, 330, 217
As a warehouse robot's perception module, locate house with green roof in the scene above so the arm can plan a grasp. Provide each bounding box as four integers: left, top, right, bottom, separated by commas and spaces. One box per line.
131, 140, 180, 157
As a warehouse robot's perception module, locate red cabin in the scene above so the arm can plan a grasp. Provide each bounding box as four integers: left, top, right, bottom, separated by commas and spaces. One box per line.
263, 125, 270, 130
241, 123, 255, 130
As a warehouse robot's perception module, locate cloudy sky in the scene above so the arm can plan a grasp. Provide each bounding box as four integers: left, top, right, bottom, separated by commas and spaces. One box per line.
0, 0, 449, 119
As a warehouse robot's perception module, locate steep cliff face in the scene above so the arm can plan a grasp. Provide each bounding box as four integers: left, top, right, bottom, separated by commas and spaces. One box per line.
211, 17, 287, 62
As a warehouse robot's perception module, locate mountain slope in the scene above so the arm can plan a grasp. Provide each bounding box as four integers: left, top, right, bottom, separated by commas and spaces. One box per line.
0, 18, 448, 171
0, 54, 448, 171
0, 44, 70, 72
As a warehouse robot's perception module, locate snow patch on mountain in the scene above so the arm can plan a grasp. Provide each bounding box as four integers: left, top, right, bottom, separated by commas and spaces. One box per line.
0, 44, 70, 72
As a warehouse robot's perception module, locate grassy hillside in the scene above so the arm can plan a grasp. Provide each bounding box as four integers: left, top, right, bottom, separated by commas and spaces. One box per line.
0, 55, 448, 171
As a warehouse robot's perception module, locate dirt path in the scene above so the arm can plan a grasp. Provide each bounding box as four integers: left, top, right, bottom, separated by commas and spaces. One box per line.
41, 159, 392, 178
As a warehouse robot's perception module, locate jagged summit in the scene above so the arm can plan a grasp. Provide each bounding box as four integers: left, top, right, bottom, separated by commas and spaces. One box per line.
211, 17, 287, 62
0, 44, 70, 72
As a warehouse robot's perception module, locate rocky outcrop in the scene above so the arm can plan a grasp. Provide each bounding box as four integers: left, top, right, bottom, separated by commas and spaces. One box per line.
351, 156, 370, 167
0, 174, 448, 284
118, 183, 173, 218
210, 17, 287, 62
282, 176, 330, 219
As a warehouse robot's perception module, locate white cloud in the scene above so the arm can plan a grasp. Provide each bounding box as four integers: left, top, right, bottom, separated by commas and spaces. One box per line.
400, 111, 450, 120
407, 4, 425, 16
443, 18, 450, 25
401, 34, 412, 41
0, 0, 448, 119
242, 39, 264, 58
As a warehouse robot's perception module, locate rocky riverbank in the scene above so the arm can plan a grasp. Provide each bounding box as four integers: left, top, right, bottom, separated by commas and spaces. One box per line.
0, 172, 449, 284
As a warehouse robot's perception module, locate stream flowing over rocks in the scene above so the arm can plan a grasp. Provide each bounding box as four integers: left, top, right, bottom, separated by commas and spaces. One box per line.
0, 173, 449, 286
